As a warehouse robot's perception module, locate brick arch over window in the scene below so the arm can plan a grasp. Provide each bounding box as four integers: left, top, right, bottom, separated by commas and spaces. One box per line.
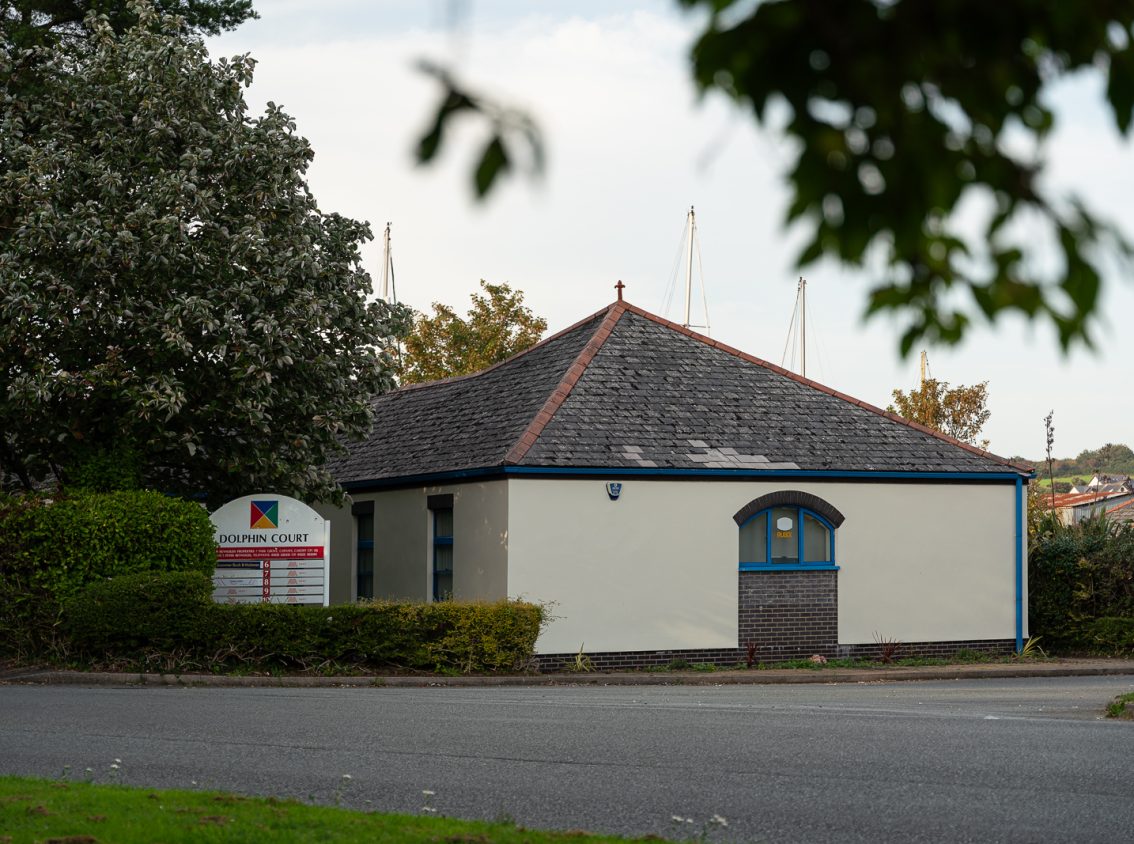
732, 490, 845, 528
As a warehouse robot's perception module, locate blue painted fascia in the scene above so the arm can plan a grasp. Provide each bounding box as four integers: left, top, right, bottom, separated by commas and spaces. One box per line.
342, 465, 1032, 491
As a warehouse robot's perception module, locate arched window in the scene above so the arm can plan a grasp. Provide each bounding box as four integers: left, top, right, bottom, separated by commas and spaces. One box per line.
734, 491, 843, 570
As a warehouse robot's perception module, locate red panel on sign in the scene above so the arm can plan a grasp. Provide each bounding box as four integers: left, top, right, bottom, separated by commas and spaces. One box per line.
216, 546, 324, 561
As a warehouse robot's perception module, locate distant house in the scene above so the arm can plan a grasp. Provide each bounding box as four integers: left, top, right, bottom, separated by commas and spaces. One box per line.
1071, 475, 1133, 494
318, 299, 1032, 667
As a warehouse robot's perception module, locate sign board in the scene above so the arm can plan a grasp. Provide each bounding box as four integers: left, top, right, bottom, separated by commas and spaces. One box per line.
210, 494, 330, 606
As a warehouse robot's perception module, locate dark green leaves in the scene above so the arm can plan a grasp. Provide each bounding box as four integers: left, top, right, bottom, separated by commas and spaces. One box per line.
1, 5, 408, 504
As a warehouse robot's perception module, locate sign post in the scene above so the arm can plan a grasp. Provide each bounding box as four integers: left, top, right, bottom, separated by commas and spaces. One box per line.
210, 494, 330, 606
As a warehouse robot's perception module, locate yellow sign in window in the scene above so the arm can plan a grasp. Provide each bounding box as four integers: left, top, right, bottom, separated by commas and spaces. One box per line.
775, 530, 793, 538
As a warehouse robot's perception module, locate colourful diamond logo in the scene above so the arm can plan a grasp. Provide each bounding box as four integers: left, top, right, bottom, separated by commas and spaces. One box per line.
250, 500, 278, 530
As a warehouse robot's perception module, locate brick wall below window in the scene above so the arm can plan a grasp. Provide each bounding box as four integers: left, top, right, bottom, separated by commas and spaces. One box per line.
739, 569, 839, 659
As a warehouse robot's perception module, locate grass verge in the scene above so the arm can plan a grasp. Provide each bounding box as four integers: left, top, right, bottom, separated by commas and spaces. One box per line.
0, 776, 655, 843
1105, 691, 1134, 719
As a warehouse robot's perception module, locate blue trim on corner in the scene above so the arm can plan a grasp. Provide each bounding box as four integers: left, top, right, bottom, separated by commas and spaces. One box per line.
739, 563, 840, 572
1015, 476, 1024, 654
341, 465, 1033, 491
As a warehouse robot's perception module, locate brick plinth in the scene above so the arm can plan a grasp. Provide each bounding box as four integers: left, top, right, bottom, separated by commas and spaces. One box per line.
739, 569, 839, 660
534, 638, 1016, 673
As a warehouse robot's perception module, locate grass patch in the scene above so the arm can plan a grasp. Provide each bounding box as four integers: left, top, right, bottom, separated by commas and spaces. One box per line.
0, 776, 660, 843
1105, 692, 1134, 719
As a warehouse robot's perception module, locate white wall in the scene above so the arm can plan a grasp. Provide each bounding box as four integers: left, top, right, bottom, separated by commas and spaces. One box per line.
506, 478, 1023, 654
447, 481, 509, 601
319, 481, 509, 604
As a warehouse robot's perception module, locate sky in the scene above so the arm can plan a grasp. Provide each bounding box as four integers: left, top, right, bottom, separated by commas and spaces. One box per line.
205, 0, 1134, 461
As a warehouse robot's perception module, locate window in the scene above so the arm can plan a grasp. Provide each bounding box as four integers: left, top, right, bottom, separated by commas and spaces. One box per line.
738, 505, 835, 569
352, 501, 374, 600
429, 494, 454, 601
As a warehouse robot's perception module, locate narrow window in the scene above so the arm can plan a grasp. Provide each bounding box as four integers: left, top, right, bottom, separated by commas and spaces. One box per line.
432, 507, 453, 601
352, 501, 374, 600
738, 511, 767, 563
803, 512, 832, 563
770, 506, 799, 564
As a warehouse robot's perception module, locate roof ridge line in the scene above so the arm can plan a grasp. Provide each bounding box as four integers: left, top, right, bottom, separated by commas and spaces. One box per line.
619, 303, 1031, 475
504, 301, 628, 464
385, 302, 620, 396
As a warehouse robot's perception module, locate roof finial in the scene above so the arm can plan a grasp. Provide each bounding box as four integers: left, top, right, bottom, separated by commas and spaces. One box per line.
615, 279, 625, 301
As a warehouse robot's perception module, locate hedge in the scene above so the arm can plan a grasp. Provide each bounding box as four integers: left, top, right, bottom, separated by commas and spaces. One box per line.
0, 490, 215, 599
0, 490, 216, 659
63, 572, 545, 674
1029, 516, 1134, 653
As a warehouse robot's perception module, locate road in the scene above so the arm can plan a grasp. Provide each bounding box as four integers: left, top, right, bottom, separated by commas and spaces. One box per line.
2, 676, 1133, 842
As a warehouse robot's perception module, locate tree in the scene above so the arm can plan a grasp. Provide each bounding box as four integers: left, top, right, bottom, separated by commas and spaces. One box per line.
888, 379, 991, 449
399, 281, 547, 384
1, 0, 254, 48
0, 4, 410, 504
417, 0, 1134, 353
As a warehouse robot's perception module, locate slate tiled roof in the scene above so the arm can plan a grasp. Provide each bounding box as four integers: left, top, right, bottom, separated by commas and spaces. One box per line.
1107, 498, 1134, 523
1037, 490, 1134, 511
330, 300, 1029, 485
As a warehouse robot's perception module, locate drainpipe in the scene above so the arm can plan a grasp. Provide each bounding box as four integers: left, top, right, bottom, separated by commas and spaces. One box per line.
1015, 476, 1024, 653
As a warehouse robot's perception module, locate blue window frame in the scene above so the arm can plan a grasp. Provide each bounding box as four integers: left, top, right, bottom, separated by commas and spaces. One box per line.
352, 501, 374, 600
738, 505, 837, 571
432, 507, 453, 601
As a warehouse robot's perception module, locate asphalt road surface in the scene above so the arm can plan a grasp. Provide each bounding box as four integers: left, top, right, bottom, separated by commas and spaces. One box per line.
2, 676, 1133, 843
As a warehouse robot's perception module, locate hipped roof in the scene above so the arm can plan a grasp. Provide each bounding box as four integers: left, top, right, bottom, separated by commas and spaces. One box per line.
330, 300, 1030, 486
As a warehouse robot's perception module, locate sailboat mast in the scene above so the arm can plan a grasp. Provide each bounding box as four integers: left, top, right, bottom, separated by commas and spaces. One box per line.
683, 206, 695, 329
381, 222, 392, 301
799, 277, 807, 379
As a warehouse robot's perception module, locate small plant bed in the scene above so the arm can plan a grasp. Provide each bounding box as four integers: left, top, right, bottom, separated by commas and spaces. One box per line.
1105, 692, 1134, 720
0, 776, 664, 843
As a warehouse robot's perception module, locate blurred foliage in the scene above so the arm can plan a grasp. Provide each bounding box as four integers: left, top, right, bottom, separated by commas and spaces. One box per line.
888, 378, 990, 448
422, 0, 1134, 353
399, 281, 548, 384
414, 61, 544, 199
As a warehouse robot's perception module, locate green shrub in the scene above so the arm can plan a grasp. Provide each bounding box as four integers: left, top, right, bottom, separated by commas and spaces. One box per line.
0, 490, 215, 601
1029, 517, 1134, 651
62, 571, 545, 674
64, 571, 214, 655
0, 489, 215, 660
1079, 617, 1134, 654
